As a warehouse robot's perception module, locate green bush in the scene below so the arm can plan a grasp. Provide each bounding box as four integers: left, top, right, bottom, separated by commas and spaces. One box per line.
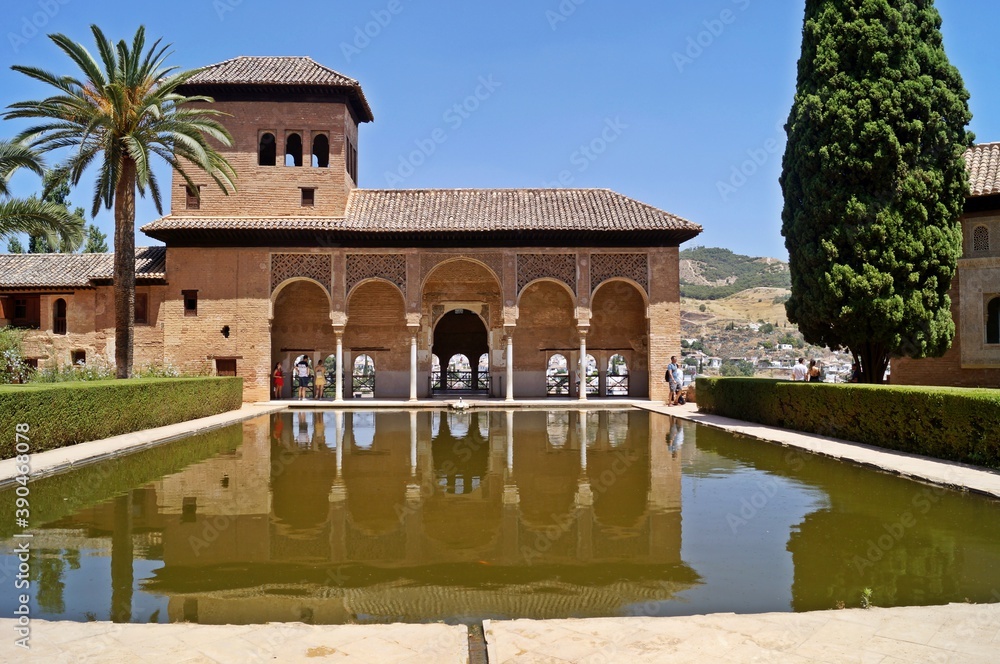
697, 377, 1000, 469
0, 377, 242, 459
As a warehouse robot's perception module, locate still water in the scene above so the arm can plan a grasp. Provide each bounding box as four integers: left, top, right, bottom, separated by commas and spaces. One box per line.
2, 409, 999, 625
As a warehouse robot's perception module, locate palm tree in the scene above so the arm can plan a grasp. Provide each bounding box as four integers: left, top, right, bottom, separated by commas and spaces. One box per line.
0, 140, 83, 247
5, 25, 237, 378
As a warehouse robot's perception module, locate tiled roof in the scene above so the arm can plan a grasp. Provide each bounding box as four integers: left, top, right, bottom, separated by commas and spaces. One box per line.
187, 56, 359, 87
141, 189, 702, 242
183, 56, 374, 122
0, 247, 166, 289
344, 189, 700, 233
967, 142, 1000, 197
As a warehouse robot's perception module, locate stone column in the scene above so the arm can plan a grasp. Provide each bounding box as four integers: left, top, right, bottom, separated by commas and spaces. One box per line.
409, 410, 418, 475
578, 330, 588, 401
334, 410, 344, 473
409, 330, 418, 401
505, 328, 514, 402
334, 332, 344, 402
579, 410, 588, 470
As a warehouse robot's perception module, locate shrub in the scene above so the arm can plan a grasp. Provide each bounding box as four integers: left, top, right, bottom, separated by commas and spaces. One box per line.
696, 378, 1000, 469
0, 377, 242, 458
0, 328, 34, 384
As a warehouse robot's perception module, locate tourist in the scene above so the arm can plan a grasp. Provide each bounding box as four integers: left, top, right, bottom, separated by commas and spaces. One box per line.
808, 359, 821, 382
272, 362, 284, 400
296, 356, 311, 400
666, 356, 683, 405
850, 361, 861, 383
791, 357, 809, 381
314, 367, 327, 399
668, 419, 685, 457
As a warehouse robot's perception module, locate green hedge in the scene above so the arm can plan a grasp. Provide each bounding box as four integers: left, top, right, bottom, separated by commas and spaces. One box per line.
696, 377, 1000, 469
0, 377, 242, 459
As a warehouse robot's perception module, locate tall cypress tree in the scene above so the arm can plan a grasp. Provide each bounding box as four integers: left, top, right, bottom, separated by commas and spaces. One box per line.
780, 0, 973, 383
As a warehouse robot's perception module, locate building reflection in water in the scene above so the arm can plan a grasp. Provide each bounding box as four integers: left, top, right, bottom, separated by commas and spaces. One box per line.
30, 409, 692, 624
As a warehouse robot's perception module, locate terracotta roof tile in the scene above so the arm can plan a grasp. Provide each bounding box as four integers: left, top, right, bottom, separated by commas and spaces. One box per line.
141, 189, 702, 238
0, 247, 166, 289
183, 56, 374, 122
187, 56, 360, 87
966, 142, 1000, 197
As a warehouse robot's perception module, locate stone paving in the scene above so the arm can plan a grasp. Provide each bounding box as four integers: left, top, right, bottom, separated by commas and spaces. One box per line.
484, 602, 1000, 663
0, 618, 469, 663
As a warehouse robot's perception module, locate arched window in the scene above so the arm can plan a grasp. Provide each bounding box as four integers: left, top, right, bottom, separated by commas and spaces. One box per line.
546, 354, 569, 396
584, 354, 599, 395
607, 354, 629, 396
285, 133, 303, 167
431, 354, 442, 390
546, 411, 569, 448
973, 225, 990, 253
446, 354, 472, 390
478, 353, 490, 390
350, 411, 376, 449
352, 354, 375, 397
258, 133, 276, 166
988, 297, 1000, 345
322, 354, 337, 384
53, 298, 67, 335
312, 134, 329, 168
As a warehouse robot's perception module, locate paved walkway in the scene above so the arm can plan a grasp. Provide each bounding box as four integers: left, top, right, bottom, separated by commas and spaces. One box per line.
485, 601, 1000, 663
0, 618, 469, 663
4, 601, 997, 662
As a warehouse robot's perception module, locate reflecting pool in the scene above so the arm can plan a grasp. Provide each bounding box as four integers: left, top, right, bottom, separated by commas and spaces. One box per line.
2, 409, 999, 625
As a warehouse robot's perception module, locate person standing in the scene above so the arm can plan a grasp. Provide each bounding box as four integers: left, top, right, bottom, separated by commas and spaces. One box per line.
314, 366, 327, 399
272, 362, 284, 400
808, 360, 822, 382
666, 356, 683, 405
791, 357, 809, 381
296, 357, 310, 400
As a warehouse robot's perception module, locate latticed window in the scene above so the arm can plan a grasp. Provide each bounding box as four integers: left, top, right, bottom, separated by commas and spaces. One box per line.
973, 225, 989, 253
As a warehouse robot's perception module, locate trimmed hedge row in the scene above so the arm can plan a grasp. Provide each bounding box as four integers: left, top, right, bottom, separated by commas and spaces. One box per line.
696, 377, 1000, 469
0, 377, 242, 459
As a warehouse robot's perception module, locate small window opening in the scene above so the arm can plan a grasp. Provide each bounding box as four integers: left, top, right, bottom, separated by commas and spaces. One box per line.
53, 298, 67, 335
973, 225, 990, 253
71, 350, 86, 366
183, 290, 198, 317
346, 138, 358, 182
988, 297, 1000, 345
185, 185, 201, 210
285, 133, 303, 167
312, 134, 329, 168
301, 188, 315, 207
134, 293, 148, 325
182, 497, 197, 522
258, 132, 276, 166
215, 358, 237, 377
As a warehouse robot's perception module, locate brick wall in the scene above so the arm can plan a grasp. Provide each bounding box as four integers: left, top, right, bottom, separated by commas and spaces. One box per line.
171, 100, 356, 218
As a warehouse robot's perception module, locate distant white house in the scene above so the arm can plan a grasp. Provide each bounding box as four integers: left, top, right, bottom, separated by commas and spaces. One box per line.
777, 343, 793, 351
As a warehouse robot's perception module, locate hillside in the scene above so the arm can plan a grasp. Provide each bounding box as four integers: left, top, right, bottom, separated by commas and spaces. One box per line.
678, 248, 844, 378
680, 246, 790, 299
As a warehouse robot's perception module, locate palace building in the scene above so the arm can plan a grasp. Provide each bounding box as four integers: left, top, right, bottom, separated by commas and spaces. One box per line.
893, 142, 1000, 387
0, 56, 701, 402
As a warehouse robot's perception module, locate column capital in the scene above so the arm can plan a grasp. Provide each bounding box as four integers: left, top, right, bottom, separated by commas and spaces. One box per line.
406, 312, 422, 328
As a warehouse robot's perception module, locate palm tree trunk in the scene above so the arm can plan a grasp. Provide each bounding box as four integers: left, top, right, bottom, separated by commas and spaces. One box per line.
114, 160, 136, 379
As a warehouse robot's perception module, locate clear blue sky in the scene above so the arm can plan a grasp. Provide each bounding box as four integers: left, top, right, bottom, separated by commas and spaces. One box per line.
2, 0, 997, 259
